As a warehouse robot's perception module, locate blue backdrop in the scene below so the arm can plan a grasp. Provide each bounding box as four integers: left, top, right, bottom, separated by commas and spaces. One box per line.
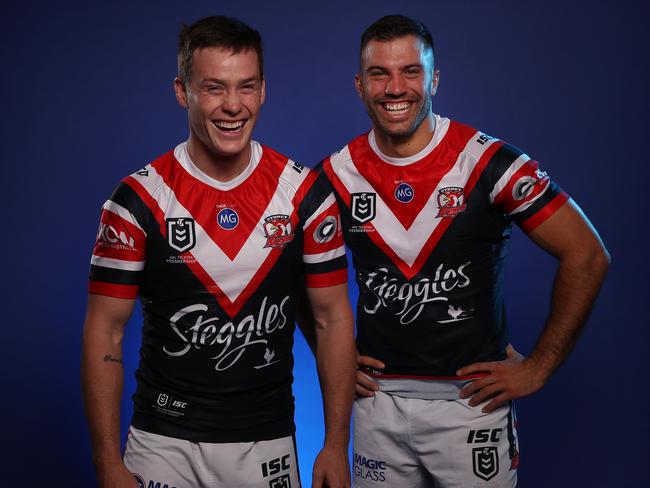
2, 0, 647, 486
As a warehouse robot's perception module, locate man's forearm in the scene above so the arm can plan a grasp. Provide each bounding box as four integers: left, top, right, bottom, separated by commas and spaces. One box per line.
315, 314, 356, 448
81, 326, 126, 469
528, 244, 610, 379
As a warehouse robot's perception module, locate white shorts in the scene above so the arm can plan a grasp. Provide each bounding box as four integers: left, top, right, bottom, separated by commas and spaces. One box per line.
353, 391, 519, 488
123, 426, 301, 488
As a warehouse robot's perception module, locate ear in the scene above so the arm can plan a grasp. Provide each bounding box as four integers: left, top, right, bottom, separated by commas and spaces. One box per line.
260, 78, 266, 105
431, 69, 440, 97
354, 73, 363, 100
174, 76, 188, 109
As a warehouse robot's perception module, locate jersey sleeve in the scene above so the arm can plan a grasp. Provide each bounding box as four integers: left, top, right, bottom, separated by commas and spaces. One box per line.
298, 171, 348, 288
485, 143, 569, 233
88, 181, 149, 299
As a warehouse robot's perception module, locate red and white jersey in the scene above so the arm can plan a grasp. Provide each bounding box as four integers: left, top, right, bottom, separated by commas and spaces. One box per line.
321, 114, 568, 378
89, 141, 346, 442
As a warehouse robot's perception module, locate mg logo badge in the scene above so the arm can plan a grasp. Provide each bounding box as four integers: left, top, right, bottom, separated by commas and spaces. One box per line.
217, 208, 239, 230
167, 218, 196, 253
351, 192, 376, 224
472, 446, 499, 481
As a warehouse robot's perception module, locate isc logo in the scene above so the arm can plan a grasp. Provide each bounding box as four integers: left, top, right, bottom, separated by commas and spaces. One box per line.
261, 454, 290, 477
171, 400, 187, 409
394, 183, 414, 203
467, 428, 502, 443
217, 208, 239, 230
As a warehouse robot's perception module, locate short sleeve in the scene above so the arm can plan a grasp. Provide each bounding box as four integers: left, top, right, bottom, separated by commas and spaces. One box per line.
486, 143, 569, 233
299, 172, 348, 288
88, 181, 148, 298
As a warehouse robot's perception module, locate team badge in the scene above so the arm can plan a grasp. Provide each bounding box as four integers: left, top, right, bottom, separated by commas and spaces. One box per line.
436, 187, 466, 218
472, 446, 499, 481
313, 215, 337, 243
351, 192, 376, 223
263, 214, 294, 248
166, 218, 196, 253
269, 475, 291, 488
394, 183, 414, 203
217, 208, 239, 230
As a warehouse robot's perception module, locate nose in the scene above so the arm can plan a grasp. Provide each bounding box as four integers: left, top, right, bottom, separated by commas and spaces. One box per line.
222, 90, 242, 115
385, 73, 407, 97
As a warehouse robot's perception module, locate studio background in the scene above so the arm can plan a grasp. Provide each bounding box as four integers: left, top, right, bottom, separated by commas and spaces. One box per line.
2, 0, 647, 486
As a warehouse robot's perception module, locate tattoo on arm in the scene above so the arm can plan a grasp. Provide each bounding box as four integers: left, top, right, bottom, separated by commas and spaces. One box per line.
103, 355, 123, 364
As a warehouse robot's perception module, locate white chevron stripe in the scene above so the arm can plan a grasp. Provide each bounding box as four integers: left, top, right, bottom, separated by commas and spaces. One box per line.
303, 245, 346, 264
91, 255, 145, 271
133, 159, 310, 303
333, 132, 499, 267
103, 201, 146, 234
303, 193, 336, 229
488, 153, 531, 203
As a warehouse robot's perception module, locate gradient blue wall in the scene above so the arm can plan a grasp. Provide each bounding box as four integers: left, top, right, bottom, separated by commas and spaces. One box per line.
2, 0, 647, 486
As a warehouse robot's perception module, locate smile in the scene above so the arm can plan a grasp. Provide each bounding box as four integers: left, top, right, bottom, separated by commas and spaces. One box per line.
213, 120, 246, 132
380, 101, 412, 116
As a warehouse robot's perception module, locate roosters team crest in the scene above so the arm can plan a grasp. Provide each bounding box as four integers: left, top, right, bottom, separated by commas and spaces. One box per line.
263, 215, 294, 248
436, 187, 467, 218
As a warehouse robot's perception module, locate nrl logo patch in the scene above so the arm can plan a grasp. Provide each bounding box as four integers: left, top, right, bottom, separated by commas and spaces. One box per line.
472, 446, 499, 481
269, 474, 291, 488
167, 218, 196, 253
351, 192, 376, 223
263, 214, 294, 248
436, 186, 467, 218
156, 393, 169, 407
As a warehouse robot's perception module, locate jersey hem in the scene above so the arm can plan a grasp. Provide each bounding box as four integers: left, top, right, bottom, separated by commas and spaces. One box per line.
131, 413, 295, 443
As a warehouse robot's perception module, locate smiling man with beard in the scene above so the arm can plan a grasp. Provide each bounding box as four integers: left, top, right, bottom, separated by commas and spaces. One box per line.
82, 15, 355, 488
313, 14, 610, 487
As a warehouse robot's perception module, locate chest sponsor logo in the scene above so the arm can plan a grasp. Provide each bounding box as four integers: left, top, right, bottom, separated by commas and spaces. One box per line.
217, 207, 239, 230
162, 296, 289, 371
133, 474, 146, 488
362, 263, 473, 325
351, 192, 376, 223
167, 218, 196, 253
394, 183, 414, 203
472, 446, 499, 481
263, 214, 294, 248
436, 187, 467, 218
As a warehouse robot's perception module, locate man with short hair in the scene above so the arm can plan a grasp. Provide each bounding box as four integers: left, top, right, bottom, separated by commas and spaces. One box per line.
82, 15, 355, 488
318, 14, 609, 487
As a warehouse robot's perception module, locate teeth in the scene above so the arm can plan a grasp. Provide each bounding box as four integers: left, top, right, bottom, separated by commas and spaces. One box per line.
383, 102, 411, 112
215, 120, 245, 129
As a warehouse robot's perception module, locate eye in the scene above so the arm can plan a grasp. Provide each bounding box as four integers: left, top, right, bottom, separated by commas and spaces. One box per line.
206, 84, 224, 93
405, 67, 421, 76
369, 70, 387, 78
240, 84, 257, 93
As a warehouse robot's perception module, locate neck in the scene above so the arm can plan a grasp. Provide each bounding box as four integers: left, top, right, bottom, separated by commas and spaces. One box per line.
186, 136, 251, 182
373, 113, 436, 158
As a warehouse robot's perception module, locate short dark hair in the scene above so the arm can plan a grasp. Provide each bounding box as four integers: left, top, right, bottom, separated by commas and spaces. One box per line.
177, 16, 264, 83
360, 15, 434, 60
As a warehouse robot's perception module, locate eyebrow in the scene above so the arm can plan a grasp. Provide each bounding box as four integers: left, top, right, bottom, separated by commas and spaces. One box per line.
365, 63, 424, 72
201, 76, 260, 85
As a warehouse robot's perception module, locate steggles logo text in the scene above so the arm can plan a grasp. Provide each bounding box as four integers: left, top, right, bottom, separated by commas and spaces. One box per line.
363, 262, 471, 324
163, 296, 290, 371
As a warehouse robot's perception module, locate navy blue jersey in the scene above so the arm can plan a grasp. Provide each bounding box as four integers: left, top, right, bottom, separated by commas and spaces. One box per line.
322, 115, 568, 378
90, 141, 347, 442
